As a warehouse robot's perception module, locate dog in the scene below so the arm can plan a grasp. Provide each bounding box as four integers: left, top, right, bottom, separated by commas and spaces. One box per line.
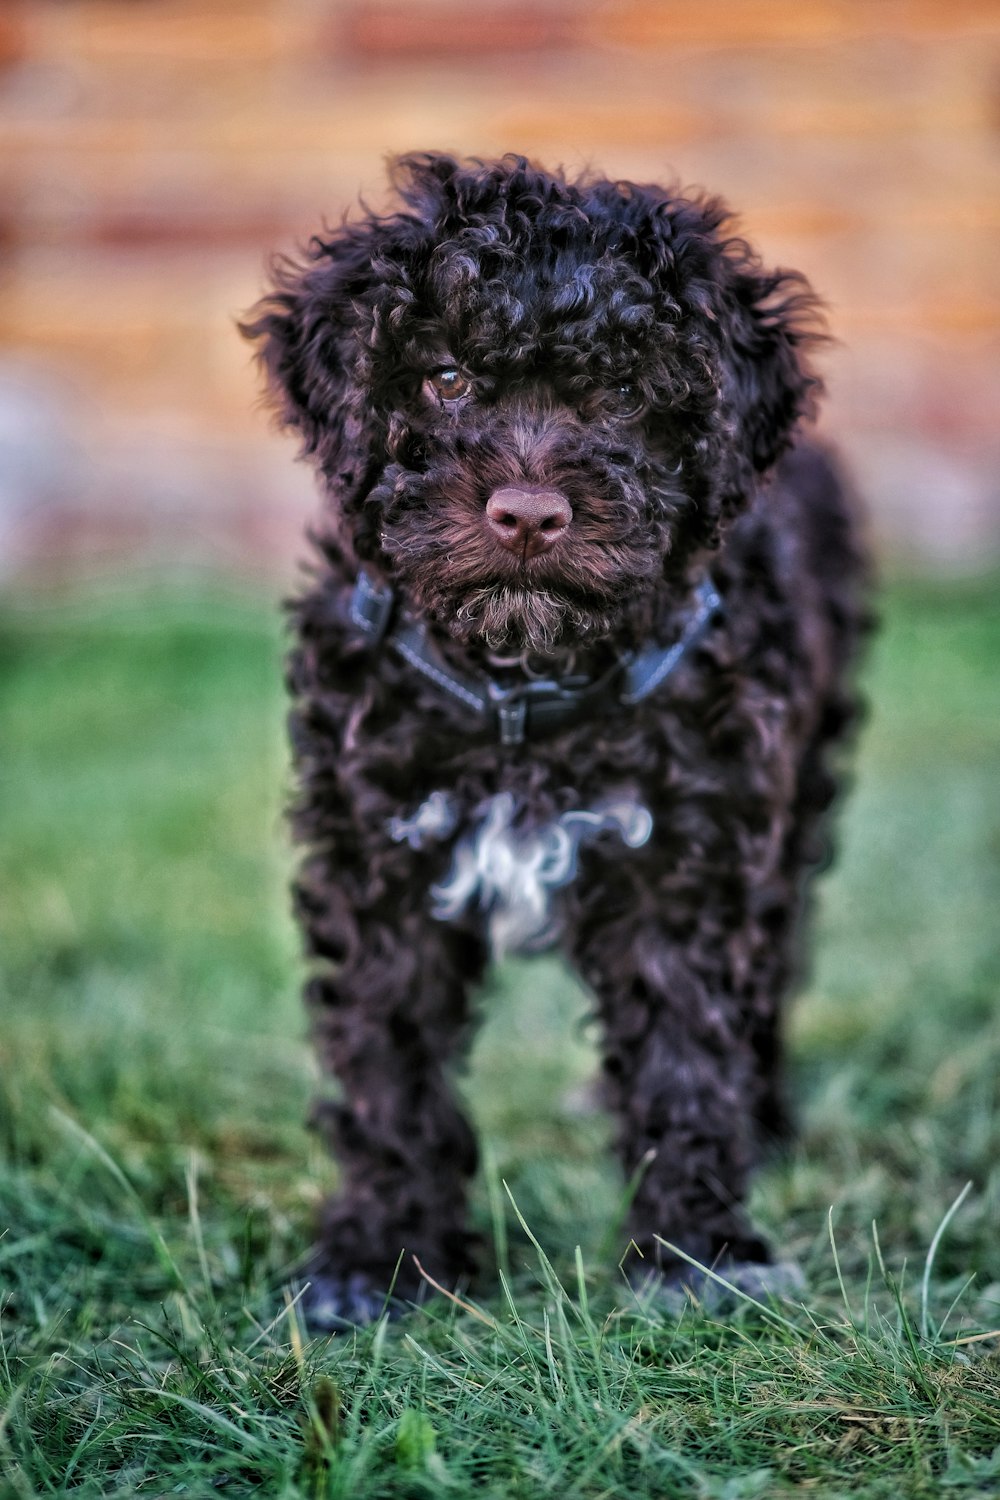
243, 152, 869, 1326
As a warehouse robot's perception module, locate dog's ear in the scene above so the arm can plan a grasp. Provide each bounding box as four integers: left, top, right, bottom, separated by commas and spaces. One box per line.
641, 192, 823, 480
715, 252, 824, 475
240, 224, 383, 497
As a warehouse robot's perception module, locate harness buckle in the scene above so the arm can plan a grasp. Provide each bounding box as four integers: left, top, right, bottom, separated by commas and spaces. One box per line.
349, 569, 395, 645
488, 675, 565, 746
495, 696, 528, 746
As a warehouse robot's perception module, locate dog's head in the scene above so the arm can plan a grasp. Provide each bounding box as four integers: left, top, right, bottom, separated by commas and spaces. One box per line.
244, 153, 821, 652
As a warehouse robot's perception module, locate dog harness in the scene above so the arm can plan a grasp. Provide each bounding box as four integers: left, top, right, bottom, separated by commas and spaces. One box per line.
349, 568, 723, 746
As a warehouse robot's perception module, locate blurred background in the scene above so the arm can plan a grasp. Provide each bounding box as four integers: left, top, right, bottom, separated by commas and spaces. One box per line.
1, 0, 999, 585
2, 13, 1000, 1452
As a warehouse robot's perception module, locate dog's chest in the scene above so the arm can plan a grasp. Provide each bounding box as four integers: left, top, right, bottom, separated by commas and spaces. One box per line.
389, 789, 652, 957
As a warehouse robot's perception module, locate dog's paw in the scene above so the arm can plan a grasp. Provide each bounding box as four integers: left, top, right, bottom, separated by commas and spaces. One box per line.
299, 1272, 401, 1331
632, 1258, 806, 1316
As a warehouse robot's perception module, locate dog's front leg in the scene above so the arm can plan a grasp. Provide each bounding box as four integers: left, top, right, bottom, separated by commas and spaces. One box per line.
568, 909, 786, 1291
299, 872, 487, 1327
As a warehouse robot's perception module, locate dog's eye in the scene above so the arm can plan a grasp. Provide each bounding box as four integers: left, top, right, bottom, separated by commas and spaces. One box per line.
426, 369, 472, 404
599, 383, 644, 419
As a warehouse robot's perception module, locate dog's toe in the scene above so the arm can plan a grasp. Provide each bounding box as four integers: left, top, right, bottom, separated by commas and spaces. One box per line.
633, 1258, 806, 1316
300, 1272, 400, 1331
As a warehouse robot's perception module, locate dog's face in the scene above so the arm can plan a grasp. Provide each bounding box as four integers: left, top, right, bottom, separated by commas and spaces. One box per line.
246, 154, 819, 652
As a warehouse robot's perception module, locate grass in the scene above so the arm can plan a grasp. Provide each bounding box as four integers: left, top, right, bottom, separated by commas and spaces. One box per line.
1, 574, 999, 1497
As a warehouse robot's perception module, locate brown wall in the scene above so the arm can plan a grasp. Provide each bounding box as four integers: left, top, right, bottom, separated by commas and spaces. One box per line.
1, 0, 998, 581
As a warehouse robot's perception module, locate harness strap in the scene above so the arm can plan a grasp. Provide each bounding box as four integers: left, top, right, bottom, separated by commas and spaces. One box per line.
620, 578, 722, 705
347, 569, 722, 745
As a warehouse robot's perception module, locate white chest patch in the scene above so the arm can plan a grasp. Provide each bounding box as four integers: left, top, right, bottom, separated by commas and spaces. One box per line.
389, 791, 652, 958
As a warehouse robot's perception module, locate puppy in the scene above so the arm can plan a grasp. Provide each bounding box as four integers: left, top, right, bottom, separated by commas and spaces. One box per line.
244, 153, 869, 1326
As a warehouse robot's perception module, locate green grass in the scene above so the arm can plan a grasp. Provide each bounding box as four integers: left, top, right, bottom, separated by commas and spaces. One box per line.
1, 575, 999, 1498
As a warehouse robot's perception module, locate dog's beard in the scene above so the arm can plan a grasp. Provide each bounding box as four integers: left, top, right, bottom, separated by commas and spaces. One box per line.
451, 582, 617, 652
384, 536, 642, 652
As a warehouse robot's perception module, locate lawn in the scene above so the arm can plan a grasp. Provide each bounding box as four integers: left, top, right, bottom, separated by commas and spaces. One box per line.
1, 575, 998, 1498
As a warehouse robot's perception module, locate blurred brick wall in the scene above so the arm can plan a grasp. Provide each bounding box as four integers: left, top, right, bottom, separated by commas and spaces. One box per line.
0, 0, 998, 582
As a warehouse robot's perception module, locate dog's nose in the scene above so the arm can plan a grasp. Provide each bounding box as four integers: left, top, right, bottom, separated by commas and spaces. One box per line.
485, 486, 573, 559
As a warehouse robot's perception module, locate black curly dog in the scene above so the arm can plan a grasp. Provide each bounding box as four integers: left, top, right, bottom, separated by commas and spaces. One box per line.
244, 153, 869, 1326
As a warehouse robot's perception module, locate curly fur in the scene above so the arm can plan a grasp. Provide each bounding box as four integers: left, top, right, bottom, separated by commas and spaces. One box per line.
243, 153, 870, 1317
